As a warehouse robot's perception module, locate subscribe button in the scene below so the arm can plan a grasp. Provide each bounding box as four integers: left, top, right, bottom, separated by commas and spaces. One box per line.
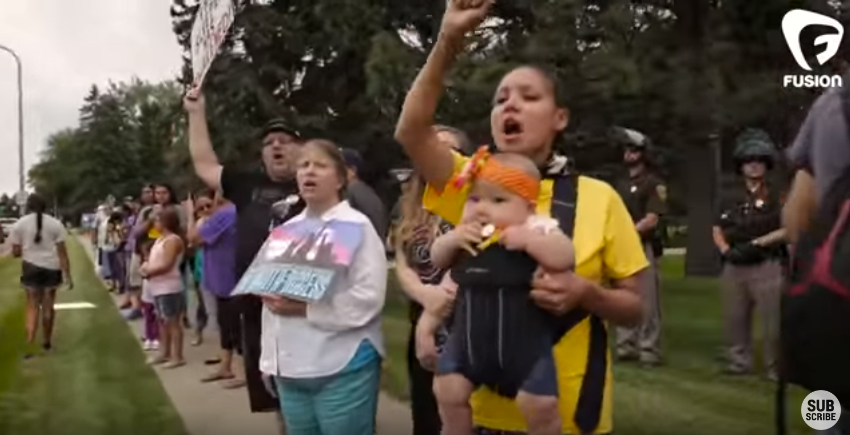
803, 390, 842, 430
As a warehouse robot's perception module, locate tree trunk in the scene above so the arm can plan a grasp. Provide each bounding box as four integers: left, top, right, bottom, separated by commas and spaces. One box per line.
684, 135, 721, 276
675, 0, 721, 276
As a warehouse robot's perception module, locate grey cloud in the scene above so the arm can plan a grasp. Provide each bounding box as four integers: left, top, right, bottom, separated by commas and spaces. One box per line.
0, 0, 182, 195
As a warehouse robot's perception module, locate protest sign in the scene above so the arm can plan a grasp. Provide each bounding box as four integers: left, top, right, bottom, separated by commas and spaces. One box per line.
233, 219, 365, 302
190, 0, 236, 89
80, 213, 97, 230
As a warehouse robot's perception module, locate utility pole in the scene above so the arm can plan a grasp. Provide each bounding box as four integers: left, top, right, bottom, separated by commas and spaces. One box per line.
0, 44, 25, 206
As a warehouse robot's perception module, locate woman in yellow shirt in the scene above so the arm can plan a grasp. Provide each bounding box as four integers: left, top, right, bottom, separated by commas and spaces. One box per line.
393, 1, 649, 434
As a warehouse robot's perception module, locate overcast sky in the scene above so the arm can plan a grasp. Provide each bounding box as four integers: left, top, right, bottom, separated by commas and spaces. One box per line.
0, 0, 183, 196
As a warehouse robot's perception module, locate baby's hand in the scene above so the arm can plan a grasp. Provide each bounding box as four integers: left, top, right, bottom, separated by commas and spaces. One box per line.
452, 221, 484, 256
525, 215, 561, 234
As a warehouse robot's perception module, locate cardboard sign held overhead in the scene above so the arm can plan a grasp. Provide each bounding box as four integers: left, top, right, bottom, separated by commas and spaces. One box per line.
190, 0, 236, 90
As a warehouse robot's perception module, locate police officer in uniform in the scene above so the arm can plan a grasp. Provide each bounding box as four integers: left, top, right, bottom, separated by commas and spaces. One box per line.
712, 129, 787, 380
613, 127, 667, 366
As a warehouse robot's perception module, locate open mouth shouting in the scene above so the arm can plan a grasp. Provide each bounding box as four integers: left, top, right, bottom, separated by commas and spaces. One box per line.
300, 179, 318, 192
503, 118, 523, 141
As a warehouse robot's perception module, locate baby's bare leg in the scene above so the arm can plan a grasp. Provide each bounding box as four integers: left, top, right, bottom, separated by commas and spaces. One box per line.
516, 391, 561, 435
517, 350, 562, 435
433, 373, 475, 435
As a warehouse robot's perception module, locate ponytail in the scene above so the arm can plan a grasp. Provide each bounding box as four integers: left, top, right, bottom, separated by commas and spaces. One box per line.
26, 194, 48, 244
34, 211, 43, 243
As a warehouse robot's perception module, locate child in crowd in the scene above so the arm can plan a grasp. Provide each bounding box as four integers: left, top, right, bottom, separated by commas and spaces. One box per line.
138, 237, 159, 352
105, 210, 126, 293
428, 150, 576, 435
140, 203, 165, 352
141, 207, 187, 369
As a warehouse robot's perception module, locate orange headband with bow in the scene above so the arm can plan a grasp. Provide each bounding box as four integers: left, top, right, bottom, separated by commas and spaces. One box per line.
451, 146, 540, 203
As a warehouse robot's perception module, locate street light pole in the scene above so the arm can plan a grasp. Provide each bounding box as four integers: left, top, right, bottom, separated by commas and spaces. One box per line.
0, 44, 24, 202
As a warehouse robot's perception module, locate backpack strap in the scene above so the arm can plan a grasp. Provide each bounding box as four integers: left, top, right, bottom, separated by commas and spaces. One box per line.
549, 174, 607, 433
550, 174, 578, 237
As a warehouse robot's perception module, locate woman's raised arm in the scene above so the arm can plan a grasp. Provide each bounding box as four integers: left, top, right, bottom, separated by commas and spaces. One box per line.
394, 0, 493, 189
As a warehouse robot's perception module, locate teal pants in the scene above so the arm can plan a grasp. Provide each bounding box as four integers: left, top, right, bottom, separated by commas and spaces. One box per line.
274, 358, 381, 435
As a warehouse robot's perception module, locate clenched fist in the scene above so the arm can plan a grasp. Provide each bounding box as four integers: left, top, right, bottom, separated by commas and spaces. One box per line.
183, 89, 205, 114
440, 0, 495, 39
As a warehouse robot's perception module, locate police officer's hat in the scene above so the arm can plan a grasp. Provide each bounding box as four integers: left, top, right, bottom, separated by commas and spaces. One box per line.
613, 126, 652, 151
733, 128, 776, 170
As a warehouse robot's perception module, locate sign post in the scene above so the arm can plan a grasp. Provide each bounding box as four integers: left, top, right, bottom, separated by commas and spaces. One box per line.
15, 190, 27, 208
190, 0, 236, 90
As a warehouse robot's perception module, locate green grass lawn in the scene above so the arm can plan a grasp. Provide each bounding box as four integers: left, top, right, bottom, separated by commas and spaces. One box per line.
0, 238, 814, 435
0, 239, 187, 435
381, 256, 812, 435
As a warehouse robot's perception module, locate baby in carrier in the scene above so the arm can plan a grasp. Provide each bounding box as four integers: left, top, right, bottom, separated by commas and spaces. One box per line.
429, 150, 575, 435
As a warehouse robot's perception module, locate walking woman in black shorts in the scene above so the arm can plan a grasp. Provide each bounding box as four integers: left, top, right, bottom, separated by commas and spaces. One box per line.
9, 194, 72, 359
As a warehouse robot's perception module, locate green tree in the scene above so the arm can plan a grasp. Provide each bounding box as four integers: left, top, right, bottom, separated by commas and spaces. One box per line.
30, 0, 842, 274
28, 80, 186, 218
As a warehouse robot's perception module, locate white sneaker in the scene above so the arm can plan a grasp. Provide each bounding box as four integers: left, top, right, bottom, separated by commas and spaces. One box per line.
143, 340, 153, 351
151, 340, 160, 351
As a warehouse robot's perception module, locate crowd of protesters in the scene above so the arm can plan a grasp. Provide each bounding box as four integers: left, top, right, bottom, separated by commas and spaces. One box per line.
9, 2, 847, 435
175, 0, 653, 431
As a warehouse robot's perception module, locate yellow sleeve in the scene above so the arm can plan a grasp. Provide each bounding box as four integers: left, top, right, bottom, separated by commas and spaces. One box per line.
421, 152, 470, 226
602, 186, 649, 279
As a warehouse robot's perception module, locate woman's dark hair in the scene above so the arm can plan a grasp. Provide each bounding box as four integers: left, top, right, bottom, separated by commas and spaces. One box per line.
140, 183, 155, 205
136, 237, 154, 259
157, 206, 182, 235
26, 194, 48, 244
195, 188, 216, 200
108, 211, 124, 224
154, 183, 179, 205
192, 188, 216, 219
303, 139, 349, 199
435, 125, 475, 156
501, 64, 567, 108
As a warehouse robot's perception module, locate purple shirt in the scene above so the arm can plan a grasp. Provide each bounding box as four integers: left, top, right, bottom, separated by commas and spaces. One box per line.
124, 215, 137, 253
198, 204, 237, 297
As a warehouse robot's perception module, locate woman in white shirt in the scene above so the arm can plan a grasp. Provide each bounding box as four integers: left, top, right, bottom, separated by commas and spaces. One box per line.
9, 194, 72, 358
259, 139, 387, 435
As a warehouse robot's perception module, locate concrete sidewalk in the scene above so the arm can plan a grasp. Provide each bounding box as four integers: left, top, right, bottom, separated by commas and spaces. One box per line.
76, 236, 412, 435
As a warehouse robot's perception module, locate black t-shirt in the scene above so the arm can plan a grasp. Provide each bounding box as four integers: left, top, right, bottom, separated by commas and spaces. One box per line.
221, 166, 304, 279
347, 179, 388, 241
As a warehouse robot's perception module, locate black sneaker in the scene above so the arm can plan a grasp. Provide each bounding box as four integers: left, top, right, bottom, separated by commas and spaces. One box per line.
42, 343, 52, 352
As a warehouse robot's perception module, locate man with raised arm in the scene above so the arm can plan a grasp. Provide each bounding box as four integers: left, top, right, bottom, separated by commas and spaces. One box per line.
185, 92, 303, 432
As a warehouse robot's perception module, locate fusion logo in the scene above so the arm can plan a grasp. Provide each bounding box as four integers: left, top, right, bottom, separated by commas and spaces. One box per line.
782, 9, 844, 88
